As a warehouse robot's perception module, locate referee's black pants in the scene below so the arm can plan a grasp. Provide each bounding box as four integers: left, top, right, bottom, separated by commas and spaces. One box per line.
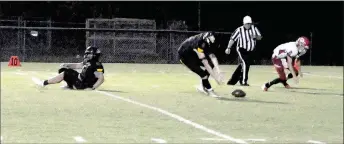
228, 48, 253, 85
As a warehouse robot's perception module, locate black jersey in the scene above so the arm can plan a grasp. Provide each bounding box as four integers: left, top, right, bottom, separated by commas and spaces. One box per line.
79, 61, 105, 86
178, 32, 216, 58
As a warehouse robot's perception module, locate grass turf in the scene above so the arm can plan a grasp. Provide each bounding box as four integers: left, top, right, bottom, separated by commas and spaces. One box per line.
1, 62, 343, 143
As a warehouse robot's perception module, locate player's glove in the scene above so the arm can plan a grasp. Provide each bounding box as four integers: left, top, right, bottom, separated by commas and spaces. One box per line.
225, 48, 231, 55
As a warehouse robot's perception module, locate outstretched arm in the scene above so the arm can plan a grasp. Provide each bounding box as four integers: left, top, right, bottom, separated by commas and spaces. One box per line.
92, 72, 105, 89
194, 49, 216, 77
295, 57, 302, 77
61, 62, 84, 69
209, 53, 221, 73
287, 55, 298, 84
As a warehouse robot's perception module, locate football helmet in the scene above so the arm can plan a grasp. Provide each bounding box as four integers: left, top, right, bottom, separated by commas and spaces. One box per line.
84, 46, 101, 63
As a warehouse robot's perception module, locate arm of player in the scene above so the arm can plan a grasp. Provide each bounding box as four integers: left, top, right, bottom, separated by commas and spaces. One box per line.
295, 57, 302, 77
92, 71, 105, 89
287, 55, 298, 84
209, 53, 221, 73
61, 62, 84, 69
193, 49, 221, 84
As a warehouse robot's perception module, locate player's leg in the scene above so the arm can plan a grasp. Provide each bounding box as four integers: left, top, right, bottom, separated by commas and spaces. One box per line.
42, 68, 80, 89
181, 57, 216, 96
189, 60, 213, 91
262, 58, 288, 91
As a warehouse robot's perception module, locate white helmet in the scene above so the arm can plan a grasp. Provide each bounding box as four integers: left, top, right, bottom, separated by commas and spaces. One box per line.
243, 16, 252, 24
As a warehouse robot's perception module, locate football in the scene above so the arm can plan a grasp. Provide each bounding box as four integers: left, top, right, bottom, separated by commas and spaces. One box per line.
231, 89, 246, 97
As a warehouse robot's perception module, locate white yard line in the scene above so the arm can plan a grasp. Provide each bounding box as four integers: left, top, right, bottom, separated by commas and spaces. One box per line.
307, 140, 326, 144
95, 90, 247, 144
245, 138, 266, 142
200, 138, 229, 141
14, 72, 28, 75
151, 138, 167, 143
152, 85, 160, 88
1, 136, 3, 141
73, 136, 87, 143
201, 137, 266, 142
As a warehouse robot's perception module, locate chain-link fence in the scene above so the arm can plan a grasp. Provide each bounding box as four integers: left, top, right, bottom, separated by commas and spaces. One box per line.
0, 19, 85, 63
1, 19, 237, 64
1, 18, 317, 65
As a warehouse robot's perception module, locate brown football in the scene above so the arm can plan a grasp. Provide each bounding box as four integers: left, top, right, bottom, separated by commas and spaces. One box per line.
231, 89, 246, 97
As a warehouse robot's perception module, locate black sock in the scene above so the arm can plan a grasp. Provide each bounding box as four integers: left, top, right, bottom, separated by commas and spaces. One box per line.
281, 80, 288, 86
43, 80, 49, 86
267, 78, 282, 88
202, 79, 212, 90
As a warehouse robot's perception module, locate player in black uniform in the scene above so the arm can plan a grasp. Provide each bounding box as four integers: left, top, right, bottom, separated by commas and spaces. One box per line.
178, 32, 224, 97
32, 46, 105, 90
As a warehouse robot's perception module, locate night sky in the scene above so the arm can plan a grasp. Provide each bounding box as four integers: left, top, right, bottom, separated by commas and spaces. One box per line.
0, 1, 343, 65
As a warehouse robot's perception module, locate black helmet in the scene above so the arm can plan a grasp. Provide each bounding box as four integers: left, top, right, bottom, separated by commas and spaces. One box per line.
84, 46, 101, 63
203, 32, 215, 44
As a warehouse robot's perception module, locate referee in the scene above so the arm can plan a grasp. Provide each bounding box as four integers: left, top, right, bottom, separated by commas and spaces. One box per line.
225, 15, 262, 86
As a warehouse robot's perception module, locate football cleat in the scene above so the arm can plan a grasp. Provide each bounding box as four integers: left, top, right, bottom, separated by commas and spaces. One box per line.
262, 84, 268, 91
207, 89, 221, 98
285, 85, 291, 89
196, 85, 209, 95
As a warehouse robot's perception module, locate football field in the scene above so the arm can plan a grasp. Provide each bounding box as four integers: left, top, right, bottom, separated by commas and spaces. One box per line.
1, 62, 343, 143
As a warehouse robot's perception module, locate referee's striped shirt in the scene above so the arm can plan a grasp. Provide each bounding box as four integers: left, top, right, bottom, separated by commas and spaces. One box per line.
230, 25, 262, 51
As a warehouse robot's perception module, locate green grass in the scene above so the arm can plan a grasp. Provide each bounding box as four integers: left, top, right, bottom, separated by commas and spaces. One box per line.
1, 62, 343, 143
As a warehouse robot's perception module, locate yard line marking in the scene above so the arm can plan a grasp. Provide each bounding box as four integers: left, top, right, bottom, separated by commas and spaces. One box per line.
96, 90, 247, 144
29, 71, 38, 74
200, 138, 228, 141
201, 137, 266, 142
151, 138, 167, 143
152, 85, 160, 88
246, 138, 266, 142
73, 136, 86, 143
15, 72, 28, 75
1, 136, 3, 141
307, 140, 326, 144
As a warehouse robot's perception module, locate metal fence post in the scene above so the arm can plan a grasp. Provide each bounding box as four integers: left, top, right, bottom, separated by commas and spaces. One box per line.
23, 21, 26, 62
310, 32, 313, 66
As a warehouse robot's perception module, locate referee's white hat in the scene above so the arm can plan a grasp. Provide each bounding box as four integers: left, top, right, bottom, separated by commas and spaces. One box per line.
243, 16, 252, 24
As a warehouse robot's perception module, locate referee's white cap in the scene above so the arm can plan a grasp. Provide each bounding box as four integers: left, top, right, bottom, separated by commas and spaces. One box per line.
243, 16, 252, 24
